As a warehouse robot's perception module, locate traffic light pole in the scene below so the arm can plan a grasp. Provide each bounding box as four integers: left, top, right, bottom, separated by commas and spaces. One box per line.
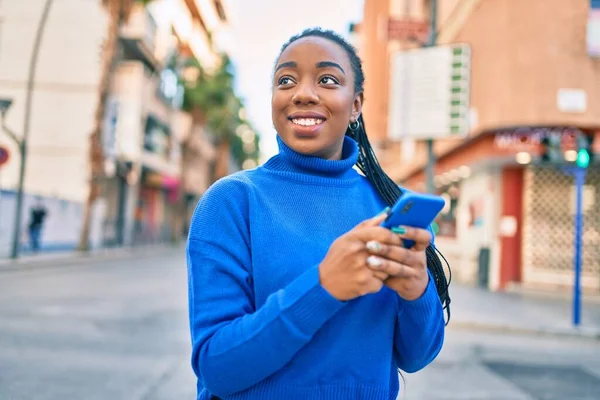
562, 165, 586, 327
572, 166, 585, 327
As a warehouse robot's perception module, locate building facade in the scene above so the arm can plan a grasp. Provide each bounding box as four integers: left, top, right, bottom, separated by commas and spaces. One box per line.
0, 0, 229, 257
360, 0, 600, 292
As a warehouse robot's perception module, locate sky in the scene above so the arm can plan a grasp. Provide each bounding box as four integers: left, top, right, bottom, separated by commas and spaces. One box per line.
220, 0, 364, 161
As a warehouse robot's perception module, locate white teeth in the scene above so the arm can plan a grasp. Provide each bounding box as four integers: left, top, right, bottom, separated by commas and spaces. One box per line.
291, 118, 323, 126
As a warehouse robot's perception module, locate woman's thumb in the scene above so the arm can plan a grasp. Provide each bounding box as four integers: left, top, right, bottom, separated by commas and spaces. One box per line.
357, 207, 390, 228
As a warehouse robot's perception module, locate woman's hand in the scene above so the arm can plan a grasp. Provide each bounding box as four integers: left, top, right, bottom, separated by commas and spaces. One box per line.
319, 211, 405, 301
364, 226, 431, 301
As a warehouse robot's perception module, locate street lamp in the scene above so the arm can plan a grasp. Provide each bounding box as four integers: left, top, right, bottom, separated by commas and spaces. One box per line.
6, 0, 54, 259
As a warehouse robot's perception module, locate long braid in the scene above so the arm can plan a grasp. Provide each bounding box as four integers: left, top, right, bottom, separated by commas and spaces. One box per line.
279, 28, 451, 324
349, 115, 451, 324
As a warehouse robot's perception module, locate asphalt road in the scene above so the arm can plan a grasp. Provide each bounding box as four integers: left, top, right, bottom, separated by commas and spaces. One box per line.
1, 249, 598, 399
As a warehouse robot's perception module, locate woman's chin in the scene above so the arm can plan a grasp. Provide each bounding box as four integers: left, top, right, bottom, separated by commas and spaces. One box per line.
288, 140, 322, 156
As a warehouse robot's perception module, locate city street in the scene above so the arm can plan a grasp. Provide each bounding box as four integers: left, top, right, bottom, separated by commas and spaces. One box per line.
1, 249, 599, 400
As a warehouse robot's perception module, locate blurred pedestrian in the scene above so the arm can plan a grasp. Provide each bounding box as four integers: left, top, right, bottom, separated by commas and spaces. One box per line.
186, 28, 451, 400
28, 197, 47, 252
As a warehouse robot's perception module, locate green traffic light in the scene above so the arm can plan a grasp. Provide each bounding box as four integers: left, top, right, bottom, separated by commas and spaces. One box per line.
576, 148, 590, 168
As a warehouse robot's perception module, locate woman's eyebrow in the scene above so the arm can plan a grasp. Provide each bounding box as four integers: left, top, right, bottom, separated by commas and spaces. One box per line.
275, 61, 345, 74
275, 61, 297, 72
316, 61, 345, 74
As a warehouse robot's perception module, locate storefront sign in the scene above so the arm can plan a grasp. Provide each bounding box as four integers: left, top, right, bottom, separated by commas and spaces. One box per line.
493, 127, 583, 150
143, 171, 180, 190
387, 18, 429, 42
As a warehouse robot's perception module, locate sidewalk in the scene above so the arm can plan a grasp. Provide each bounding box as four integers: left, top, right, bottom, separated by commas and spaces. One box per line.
448, 282, 600, 339
0, 242, 183, 272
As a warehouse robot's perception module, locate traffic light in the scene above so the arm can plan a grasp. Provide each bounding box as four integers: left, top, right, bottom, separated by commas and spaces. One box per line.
540, 135, 562, 163
575, 134, 594, 168
576, 148, 590, 168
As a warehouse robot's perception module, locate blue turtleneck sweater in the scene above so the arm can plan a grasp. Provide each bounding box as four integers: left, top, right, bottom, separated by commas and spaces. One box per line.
186, 136, 445, 400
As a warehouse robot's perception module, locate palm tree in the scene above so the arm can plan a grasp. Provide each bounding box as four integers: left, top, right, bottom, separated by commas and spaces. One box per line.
78, 0, 152, 251
183, 55, 256, 181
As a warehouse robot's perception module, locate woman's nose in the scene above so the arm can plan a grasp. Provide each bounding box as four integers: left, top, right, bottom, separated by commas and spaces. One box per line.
292, 82, 319, 105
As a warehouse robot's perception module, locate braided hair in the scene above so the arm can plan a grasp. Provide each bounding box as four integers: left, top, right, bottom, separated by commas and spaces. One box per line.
278, 28, 451, 324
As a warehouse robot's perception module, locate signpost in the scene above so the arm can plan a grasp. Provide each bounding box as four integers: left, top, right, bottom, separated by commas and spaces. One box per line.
388, 43, 471, 142
387, 0, 471, 194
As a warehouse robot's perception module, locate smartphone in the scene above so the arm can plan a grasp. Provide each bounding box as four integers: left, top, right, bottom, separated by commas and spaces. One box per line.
380, 191, 446, 248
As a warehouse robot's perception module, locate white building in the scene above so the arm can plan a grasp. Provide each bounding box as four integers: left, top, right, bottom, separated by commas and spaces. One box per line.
0, 0, 228, 257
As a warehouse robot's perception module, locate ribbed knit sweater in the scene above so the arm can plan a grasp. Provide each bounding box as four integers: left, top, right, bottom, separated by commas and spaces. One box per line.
186, 135, 445, 400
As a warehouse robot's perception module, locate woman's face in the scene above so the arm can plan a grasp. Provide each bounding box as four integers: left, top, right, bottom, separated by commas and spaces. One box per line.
272, 36, 363, 160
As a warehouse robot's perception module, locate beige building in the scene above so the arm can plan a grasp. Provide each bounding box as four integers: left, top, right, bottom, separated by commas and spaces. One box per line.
0, 0, 228, 255
360, 0, 600, 292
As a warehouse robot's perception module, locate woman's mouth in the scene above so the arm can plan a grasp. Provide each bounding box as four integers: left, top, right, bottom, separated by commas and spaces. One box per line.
291, 118, 324, 126
288, 117, 325, 137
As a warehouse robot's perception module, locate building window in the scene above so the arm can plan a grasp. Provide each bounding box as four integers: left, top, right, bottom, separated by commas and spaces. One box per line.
144, 115, 171, 158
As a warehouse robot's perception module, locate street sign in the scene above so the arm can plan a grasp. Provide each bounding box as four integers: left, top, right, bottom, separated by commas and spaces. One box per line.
0, 146, 9, 166
387, 18, 429, 42
388, 43, 472, 140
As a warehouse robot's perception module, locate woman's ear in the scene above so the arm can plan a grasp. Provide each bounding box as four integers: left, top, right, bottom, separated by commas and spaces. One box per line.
351, 93, 364, 122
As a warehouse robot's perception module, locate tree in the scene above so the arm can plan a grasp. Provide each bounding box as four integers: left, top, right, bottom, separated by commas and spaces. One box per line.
182, 55, 259, 181
78, 0, 151, 251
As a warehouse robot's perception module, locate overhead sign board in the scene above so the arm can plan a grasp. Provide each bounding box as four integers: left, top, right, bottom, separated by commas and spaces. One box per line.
388, 44, 472, 140
387, 18, 429, 42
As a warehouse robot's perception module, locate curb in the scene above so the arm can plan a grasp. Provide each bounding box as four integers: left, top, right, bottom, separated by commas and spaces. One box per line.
449, 320, 600, 340
0, 244, 183, 272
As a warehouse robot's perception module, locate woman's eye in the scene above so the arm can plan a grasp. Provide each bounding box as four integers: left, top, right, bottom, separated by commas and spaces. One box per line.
278, 76, 294, 85
320, 76, 339, 85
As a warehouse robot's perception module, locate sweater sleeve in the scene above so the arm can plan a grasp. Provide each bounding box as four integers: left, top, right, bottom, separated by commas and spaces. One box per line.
393, 224, 445, 373
186, 177, 346, 397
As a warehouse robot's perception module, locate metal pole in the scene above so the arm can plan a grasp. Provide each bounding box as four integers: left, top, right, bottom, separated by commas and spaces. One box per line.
573, 167, 585, 327
11, 0, 54, 259
424, 0, 438, 194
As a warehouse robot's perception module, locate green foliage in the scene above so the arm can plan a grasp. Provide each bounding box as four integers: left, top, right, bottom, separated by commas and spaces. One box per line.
183, 54, 260, 168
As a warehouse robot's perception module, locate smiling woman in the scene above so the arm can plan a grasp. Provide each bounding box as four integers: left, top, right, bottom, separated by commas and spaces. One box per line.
186, 27, 450, 400
271, 36, 359, 160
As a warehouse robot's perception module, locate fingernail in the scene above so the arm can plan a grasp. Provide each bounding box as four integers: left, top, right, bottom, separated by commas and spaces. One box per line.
377, 207, 390, 216
392, 226, 406, 235
366, 255, 383, 268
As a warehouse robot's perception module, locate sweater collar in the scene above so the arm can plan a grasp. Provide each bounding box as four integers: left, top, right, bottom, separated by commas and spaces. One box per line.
263, 135, 360, 181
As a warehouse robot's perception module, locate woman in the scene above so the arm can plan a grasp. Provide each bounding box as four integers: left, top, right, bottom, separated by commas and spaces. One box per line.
187, 27, 451, 400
